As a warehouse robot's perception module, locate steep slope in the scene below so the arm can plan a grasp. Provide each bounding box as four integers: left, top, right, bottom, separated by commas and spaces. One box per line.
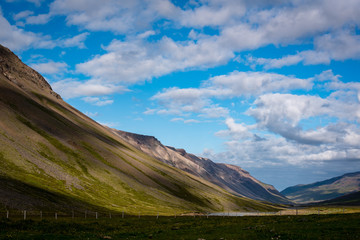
0, 44, 278, 214
318, 191, 360, 206
281, 172, 360, 203
113, 130, 290, 204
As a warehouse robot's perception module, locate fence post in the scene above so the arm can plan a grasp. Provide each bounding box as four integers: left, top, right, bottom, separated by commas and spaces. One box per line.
109, 213, 112, 219
6, 210, 9, 219
24, 210, 26, 220
55, 212, 57, 220
156, 212, 159, 219
96, 212, 98, 219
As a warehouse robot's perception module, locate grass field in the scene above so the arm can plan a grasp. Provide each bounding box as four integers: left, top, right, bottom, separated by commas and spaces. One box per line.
1, 212, 360, 239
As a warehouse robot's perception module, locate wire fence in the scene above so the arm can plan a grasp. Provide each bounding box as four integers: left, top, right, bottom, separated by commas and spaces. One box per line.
0, 207, 357, 221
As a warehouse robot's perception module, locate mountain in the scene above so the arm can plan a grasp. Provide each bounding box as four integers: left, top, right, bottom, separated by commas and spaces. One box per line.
112, 130, 290, 204
318, 191, 360, 206
0, 44, 279, 214
281, 172, 360, 203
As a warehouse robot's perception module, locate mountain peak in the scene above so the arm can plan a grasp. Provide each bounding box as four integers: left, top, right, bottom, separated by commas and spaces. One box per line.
0, 44, 61, 99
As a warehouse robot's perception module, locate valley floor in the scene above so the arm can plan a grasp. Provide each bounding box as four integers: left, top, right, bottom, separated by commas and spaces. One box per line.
1, 212, 360, 239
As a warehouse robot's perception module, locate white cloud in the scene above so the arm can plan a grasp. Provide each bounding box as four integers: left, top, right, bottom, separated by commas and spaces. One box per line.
39, 0, 360, 88
60, 32, 89, 49
247, 93, 360, 145
30, 61, 68, 75
49, 0, 178, 34
76, 36, 233, 85
13, 10, 34, 21
207, 71, 312, 96
82, 96, 114, 106
51, 79, 127, 99
0, 9, 55, 51
245, 31, 360, 69
151, 71, 312, 118
179, 1, 246, 27
25, 13, 51, 24
203, 132, 360, 169
1, 9, 89, 51
6, 0, 44, 7
216, 118, 254, 140
171, 118, 200, 124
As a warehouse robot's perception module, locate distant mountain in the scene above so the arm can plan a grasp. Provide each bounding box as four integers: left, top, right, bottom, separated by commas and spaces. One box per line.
0, 44, 278, 214
281, 172, 360, 203
318, 191, 360, 206
113, 130, 291, 204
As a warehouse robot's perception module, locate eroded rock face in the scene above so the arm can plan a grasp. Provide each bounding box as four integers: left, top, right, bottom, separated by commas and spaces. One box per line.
113, 129, 291, 204
0, 44, 61, 99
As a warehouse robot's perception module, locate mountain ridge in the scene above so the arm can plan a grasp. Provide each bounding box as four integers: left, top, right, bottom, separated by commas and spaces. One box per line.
281, 171, 360, 203
113, 129, 291, 204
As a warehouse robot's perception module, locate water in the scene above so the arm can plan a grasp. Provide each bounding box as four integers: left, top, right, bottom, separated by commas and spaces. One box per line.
209, 212, 279, 216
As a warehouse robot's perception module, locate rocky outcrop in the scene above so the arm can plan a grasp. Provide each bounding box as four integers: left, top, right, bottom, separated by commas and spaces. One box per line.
0, 44, 61, 99
113, 130, 291, 204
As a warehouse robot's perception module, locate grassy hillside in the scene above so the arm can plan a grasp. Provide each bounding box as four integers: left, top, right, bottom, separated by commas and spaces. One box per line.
315, 191, 360, 206
113, 130, 290, 204
0, 44, 279, 215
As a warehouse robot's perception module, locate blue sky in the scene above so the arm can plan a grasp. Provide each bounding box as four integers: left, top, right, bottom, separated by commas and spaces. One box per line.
1, 0, 360, 190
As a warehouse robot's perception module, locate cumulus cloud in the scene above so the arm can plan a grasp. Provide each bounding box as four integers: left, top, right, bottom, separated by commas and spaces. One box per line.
203, 135, 360, 168
6, 0, 44, 7
207, 71, 312, 96
30, 60, 68, 75
59, 32, 89, 49
0, 8, 54, 50
76, 36, 233, 85
36, 0, 360, 86
246, 31, 360, 69
82, 96, 114, 106
247, 93, 360, 146
1, 8, 89, 51
48, 0, 178, 34
151, 71, 312, 118
171, 118, 200, 124
51, 79, 127, 99
216, 118, 255, 140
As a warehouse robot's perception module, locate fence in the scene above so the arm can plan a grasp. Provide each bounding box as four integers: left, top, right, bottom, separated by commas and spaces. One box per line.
0, 207, 356, 221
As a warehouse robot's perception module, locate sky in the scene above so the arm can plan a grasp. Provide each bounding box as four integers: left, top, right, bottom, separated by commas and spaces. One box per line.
1, 0, 360, 191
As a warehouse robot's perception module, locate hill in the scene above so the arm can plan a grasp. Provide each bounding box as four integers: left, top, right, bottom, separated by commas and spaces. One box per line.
113, 130, 290, 204
281, 172, 360, 203
315, 191, 360, 206
0, 44, 279, 214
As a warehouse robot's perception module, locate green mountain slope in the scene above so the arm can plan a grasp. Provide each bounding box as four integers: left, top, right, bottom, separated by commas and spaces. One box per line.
318, 191, 360, 206
114, 130, 291, 204
0, 44, 279, 214
281, 172, 360, 203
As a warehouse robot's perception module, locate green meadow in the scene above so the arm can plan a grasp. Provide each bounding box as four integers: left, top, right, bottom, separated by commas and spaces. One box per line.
1, 212, 360, 239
